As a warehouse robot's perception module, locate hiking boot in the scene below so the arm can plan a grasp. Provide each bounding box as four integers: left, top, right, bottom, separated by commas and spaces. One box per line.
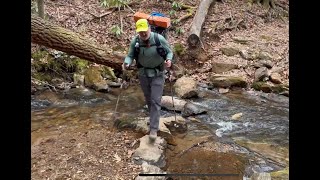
149, 129, 157, 143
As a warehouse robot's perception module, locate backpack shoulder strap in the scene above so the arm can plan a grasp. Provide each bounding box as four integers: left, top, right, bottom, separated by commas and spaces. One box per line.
154, 33, 161, 47
135, 35, 140, 45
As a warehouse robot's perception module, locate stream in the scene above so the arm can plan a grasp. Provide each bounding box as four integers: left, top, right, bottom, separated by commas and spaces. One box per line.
31, 84, 289, 179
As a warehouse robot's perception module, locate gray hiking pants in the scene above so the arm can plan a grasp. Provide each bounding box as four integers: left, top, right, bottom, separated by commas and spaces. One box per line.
139, 73, 165, 131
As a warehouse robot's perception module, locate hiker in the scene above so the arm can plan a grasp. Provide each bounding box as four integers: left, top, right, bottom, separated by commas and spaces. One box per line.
122, 18, 173, 142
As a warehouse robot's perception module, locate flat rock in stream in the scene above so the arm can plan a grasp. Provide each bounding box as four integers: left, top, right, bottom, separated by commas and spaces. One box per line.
107, 81, 122, 88
135, 162, 166, 180
133, 116, 187, 135
132, 135, 167, 168
161, 96, 187, 112
182, 102, 207, 117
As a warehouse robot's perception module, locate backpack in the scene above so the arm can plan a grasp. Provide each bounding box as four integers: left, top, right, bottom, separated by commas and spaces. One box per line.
133, 12, 170, 71
148, 12, 168, 39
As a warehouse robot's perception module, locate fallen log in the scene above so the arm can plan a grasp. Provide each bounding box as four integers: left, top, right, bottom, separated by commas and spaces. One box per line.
187, 0, 214, 47
31, 14, 124, 71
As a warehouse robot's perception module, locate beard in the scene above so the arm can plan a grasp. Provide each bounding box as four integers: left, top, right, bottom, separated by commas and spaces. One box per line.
139, 32, 150, 41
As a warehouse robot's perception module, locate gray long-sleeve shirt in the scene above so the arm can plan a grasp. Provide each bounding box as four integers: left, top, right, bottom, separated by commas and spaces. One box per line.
124, 32, 173, 77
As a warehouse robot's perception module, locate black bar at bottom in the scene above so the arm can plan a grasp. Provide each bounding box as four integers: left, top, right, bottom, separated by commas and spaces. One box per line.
139, 174, 239, 177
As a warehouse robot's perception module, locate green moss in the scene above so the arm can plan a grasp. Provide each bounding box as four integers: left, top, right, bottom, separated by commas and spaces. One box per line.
270, 167, 289, 180
102, 66, 117, 81
174, 43, 185, 56
252, 82, 272, 93
71, 58, 89, 73
31, 50, 49, 61
271, 84, 288, 93
33, 72, 53, 82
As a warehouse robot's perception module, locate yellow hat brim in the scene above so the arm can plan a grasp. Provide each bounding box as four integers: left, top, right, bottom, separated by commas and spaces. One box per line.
136, 26, 149, 32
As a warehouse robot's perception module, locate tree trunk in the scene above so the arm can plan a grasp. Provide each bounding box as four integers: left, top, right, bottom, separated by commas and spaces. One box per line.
37, 0, 44, 18
31, 15, 124, 71
187, 0, 214, 47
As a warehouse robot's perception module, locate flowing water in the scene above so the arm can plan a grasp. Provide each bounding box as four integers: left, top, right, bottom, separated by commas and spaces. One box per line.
31, 84, 289, 179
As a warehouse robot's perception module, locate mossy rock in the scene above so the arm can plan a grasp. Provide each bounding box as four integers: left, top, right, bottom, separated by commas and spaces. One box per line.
270, 167, 289, 180
73, 58, 89, 73
210, 75, 247, 88
252, 82, 288, 93
84, 66, 104, 87
271, 84, 289, 93
252, 82, 272, 93
102, 66, 117, 81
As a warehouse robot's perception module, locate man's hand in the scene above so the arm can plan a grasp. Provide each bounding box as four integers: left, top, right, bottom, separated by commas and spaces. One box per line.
164, 59, 172, 68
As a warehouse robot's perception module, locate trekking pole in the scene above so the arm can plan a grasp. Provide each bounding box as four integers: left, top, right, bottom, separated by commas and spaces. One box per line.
112, 81, 123, 120
168, 70, 177, 122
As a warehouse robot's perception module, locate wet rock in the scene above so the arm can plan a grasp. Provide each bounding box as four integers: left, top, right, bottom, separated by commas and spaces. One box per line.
197, 82, 211, 89
124, 116, 187, 135
35, 90, 60, 103
93, 82, 109, 92
107, 81, 122, 88
174, 76, 198, 98
210, 75, 247, 88
218, 88, 229, 94
135, 162, 166, 180
182, 102, 207, 117
279, 91, 289, 97
211, 62, 238, 73
235, 139, 289, 166
160, 116, 187, 134
63, 86, 94, 100
254, 67, 270, 82
132, 135, 167, 168
161, 96, 187, 112
251, 172, 271, 180
231, 113, 243, 120
220, 46, 239, 56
